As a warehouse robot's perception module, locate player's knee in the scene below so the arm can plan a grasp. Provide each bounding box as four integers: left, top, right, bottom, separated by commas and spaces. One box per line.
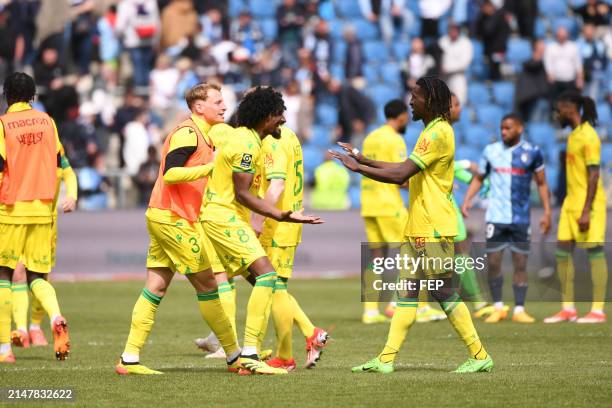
430, 287, 454, 303
26, 271, 47, 285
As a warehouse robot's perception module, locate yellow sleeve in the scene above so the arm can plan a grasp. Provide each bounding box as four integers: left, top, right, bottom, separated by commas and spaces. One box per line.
168, 127, 198, 153
263, 138, 288, 180
163, 162, 214, 184
409, 127, 446, 170
583, 132, 601, 167
229, 140, 257, 174
52, 119, 62, 154
62, 166, 78, 200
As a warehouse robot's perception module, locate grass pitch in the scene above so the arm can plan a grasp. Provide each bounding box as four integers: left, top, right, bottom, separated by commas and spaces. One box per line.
1, 279, 611, 407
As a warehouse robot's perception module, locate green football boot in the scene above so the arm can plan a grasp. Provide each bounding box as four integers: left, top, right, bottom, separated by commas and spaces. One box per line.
351, 357, 394, 374
453, 356, 494, 373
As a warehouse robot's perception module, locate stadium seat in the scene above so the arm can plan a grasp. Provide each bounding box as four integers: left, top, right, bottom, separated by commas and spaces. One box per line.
538, 0, 568, 17
228, 0, 244, 18
329, 19, 345, 40
379, 62, 400, 85
597, 103, 611, 125
260, 19, 278, 44
465, 124, 494, 149
336, 0, 362, 18
363, 41, 390, 62
318, 0, 336, 20
315, 103, 338, 127
302, 145, 325, 179
569, 0, 587, 7
452, 123, 464, 144
332, 40, 347, 63
353, 19, 379, 41
476, 105, 504, 130
310, 125, 334, 148
535, 17, 548, 38
330, 63, 345, 81
455, 146, 481, 163
392, 41, 411, 61
601, 144, 612, 166
404, 123, 423, 150
546, 166, 559, 192
248, 0, 275, 18
467, 83, 491, 105
458, 105, 476, 129
367, 84, 400, 107
526, 122, 556, 147
506, 38, 532, 69
552, 17, 578, 38
362, 63, 379, 84
492, 81, 515, 110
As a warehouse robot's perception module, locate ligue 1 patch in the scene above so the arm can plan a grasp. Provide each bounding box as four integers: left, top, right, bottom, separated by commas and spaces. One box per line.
240, 153, 253, 169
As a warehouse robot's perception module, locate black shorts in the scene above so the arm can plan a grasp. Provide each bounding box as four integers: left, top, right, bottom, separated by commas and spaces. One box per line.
485, 223, 530, 254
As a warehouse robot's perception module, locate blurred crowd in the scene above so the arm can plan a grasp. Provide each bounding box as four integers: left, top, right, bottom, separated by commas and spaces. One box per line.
0, 0, 609, 209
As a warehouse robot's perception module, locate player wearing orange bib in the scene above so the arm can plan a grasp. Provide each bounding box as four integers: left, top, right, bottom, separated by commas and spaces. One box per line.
0, 73, 70, 363
115, 83, 241, 375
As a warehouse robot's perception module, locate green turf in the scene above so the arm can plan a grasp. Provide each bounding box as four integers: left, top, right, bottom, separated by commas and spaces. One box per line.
1, 279, 611, 407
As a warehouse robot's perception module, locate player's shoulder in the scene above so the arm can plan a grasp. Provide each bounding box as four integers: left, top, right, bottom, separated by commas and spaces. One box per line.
209, 123, 233, 144
579, 122, 601, 143
483, 141, 502, 156
519, 140, 541, 154
425, 118, 453, 139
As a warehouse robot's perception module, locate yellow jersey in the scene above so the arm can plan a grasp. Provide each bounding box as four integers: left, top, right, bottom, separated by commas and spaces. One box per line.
563, 121, 606, 212
405, 117, 457, 238
259, 126, 303, 247
208, 123, 234, 151
360, 124, 407, 217
201, 127, 263, 223
0, 102, 62, 224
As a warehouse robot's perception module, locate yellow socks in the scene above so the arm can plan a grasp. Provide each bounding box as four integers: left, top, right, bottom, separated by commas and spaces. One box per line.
0, 280, 12, 346
556, 249, 575, 309
122, 288, 161, 361
378, 298, 418, 364
589, 250, 608, 312
197, 290, 239, 359
242, 272, 275, 354
11, 283, 29, 332
29, 278, 61, 323
272, 278, 294, 360
30, 294, 46, 328
218, 279, 237, 338
290, 294, 315, 338
441, 293, 488, 360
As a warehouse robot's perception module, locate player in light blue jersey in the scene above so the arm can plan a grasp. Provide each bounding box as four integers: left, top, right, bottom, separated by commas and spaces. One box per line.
462, 113, 551, 323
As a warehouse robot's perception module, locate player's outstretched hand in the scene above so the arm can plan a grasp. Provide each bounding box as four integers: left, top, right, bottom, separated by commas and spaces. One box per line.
337, 142, 364, 162
281, 210, 324, 224
61, 197, 77, 213
328, 150, 359, 172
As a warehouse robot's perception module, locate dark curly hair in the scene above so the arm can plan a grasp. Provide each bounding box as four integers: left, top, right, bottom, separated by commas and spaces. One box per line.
236, 86, 285, 129
416, 76, 451, 122
3, 72, 36, 106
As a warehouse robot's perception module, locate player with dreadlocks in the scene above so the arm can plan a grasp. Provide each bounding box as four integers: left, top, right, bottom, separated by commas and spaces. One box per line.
331, 76, 493, 373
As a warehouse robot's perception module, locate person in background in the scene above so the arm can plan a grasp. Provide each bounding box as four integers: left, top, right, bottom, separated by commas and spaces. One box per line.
311, 150, 350, 211
439, 24, 473, 105
476, 0, 511, 80
544, 26, 584, 103
515, 39, 550, 122
134, 145, 159, 207
576, 23, 607, 101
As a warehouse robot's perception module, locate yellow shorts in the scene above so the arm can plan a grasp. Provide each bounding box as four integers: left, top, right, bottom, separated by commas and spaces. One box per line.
264, 245, 296, 279
364, 212, 407, 248
0, 223, 53, 273
146, 218, 210, 274
201, 226, 225, 274
201, 218, 266, 278
399, 236, 455, 279
51, 216, 58, 268
557, 206, 606, 246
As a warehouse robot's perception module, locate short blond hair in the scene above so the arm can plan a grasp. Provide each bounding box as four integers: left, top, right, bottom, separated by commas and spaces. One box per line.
185, 82, 221, 110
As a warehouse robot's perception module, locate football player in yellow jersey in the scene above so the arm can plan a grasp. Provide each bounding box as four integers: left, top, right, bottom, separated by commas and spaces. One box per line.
332, 77, 492, 374
201, 87, 322, 375
545, 91, 608, 324
0, 73, 71, 363
116, 83, 242, 375
10, 146, 77, 349
357, 99, 446, 324
251, 125, 329, 371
